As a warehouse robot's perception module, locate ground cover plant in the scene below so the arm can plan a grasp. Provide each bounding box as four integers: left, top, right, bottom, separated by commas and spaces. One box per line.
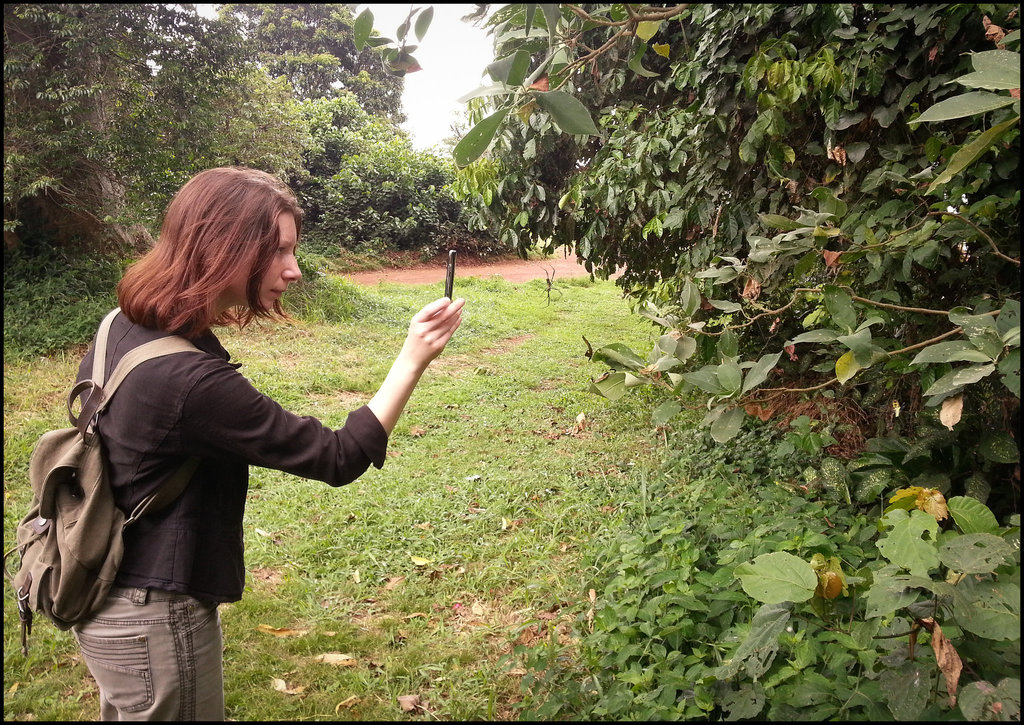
3, 270, 666, 721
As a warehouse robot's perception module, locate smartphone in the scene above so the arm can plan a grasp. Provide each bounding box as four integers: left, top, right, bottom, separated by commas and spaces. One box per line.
444, 249, 457, 300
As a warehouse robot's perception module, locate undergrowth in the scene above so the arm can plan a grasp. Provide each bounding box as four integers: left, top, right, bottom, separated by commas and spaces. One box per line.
512, 420, 1021, 721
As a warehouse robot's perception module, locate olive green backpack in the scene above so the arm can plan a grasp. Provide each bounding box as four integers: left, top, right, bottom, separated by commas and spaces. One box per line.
3, 309, 200, 654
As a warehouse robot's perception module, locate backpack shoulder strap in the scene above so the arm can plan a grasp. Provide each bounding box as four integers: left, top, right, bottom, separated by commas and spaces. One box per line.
75, 311, 200, 436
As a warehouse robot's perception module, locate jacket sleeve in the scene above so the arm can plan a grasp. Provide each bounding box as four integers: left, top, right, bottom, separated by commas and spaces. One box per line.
178, 361, 388, 486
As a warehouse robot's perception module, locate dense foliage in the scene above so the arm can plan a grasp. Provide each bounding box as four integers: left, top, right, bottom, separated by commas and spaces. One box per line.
444, 4, 1019, 505
356, 3, 1022, 720
3, 3, 500, 271
512, 426, 1020, 721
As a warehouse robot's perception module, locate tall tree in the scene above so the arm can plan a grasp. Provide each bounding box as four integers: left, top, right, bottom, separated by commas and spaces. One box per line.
222, 3, 405, 122
4, 4, 308, 250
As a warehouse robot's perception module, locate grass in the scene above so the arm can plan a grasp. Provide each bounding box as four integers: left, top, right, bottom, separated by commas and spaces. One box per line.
3, 272, 668, 721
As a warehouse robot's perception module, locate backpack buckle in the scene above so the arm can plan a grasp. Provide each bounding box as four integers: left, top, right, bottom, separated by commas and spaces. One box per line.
17, 584, 33, 656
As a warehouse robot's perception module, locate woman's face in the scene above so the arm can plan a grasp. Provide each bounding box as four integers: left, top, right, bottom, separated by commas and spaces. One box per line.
219, 213, 302, 313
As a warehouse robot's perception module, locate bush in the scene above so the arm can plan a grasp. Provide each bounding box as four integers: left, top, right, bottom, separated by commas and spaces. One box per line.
514, 425, 1021, 721
3, 245, 122, 360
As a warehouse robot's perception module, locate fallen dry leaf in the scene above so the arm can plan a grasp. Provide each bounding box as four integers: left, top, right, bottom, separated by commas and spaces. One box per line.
410, 555, 433, 566
409, 425, 426, 437
313, 653, 357, 667
413, 522, 432, 530
403, 612, 428, 620
384, 575, 406, 591
397, 694, 423, 712
257, 624, 309, 638
471, 602, 485, 616
272, 678, 306, 696
336, 695, 360, 712
352, 569, 360, 584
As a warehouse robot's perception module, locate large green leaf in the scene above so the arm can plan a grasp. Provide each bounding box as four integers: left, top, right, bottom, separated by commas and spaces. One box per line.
948, 495, 1000, 534
926, 116, 1019, 194
876, 509, 939, 577
923, 363, 996, 398
958, 49, 1021, 90
413, 6, 433, 42
913, 91, 1017, 123
453, 107, 511, 167
533, 91, 599, 135
734, 552, 816, 604
910, 340, 995, 365
710, 405, 745, 443
823, 285, 857, 332
741, 352, 782, 394
589, 372, 627, 401
353, 8, 374, 50
954, 578, 1020, 640
683, 366, 727, 395
939, 533, 1014, 573
714, 603, 791, 680
593, 342, 645, 371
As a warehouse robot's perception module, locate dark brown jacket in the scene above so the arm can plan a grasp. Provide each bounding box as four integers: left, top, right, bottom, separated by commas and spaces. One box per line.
76, 313, 387, 602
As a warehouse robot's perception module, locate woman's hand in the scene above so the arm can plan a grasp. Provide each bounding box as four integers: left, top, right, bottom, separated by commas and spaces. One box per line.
399, 297, 465, 372
367, 297, 465, 435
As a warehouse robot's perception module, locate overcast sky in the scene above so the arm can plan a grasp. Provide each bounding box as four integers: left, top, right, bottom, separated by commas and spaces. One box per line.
360, 4, 495, 152
195, 4, 496, 153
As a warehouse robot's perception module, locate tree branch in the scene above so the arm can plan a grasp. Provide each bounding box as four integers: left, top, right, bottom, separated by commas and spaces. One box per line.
927, 211, 1021, 266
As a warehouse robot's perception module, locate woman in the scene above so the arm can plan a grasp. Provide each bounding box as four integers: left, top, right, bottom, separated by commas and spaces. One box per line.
70, 166, 464, 720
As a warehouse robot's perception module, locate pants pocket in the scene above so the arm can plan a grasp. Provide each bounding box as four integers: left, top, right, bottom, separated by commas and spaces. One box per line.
75, 631, 154, 714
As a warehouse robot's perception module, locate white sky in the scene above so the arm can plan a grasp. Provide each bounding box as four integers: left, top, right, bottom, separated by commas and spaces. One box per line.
195, 4, 495, 154
359, 4, 495, 152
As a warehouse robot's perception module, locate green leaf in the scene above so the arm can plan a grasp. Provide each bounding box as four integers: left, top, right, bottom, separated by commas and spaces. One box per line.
413, 6, 434, 42
716, 361, 742, 394
910, 340, 995, 365
533, 91, 599, 135
928, 116, 1021, 194
960, 49, 1022, 89
881, 663, 931, 721
539, 3, 561, 39
453, 107, 511, 167
923, 363, 996, 398
978, 432, 1020, 464
823, 284, 857, 332
999, 349, 1020, 396
635, 20, 661, 42
948, 496, 1000, 534
913, 91, 1017, 124
939, 533, 1014, 573
759, 213, 804, 231
787, 329, 841, 345
652, 400, 682, 426
864, 565, 921, 619
742, 352, 782, 394
876, 509, 939, 577
715, 603, 791, 680
954, 578, 1020, 641
627, 43, 660, 78
486, 50, 531, 86
950, 307, 1005, 360
683, 366, 726, 395
710, 406, 745, 443
734, 552, 817, 604
590, 372, 627, 401
593, 343, 645, 371
354, 9, 374, 51
835, 351, 861, 384
957, 679, 1022, 721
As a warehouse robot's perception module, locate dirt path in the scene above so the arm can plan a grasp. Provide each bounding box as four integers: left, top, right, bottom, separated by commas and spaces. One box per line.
341, 251, 613, 286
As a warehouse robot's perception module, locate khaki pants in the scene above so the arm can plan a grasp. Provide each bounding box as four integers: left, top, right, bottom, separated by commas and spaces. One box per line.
73, 586, 223, 721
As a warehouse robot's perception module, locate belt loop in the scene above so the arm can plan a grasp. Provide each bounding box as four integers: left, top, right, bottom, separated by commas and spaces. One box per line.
130, 587, 149, 605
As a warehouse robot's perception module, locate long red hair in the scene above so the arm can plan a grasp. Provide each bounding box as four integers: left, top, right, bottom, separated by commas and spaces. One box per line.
118, 167, 303, 338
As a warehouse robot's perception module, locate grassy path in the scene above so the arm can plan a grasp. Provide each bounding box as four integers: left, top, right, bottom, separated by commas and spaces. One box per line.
4, 274, 664, 721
